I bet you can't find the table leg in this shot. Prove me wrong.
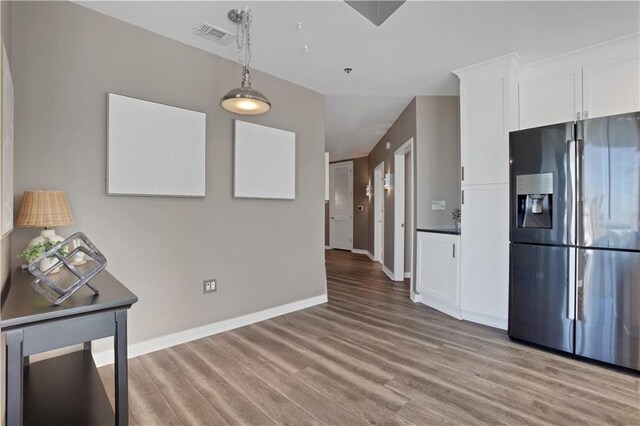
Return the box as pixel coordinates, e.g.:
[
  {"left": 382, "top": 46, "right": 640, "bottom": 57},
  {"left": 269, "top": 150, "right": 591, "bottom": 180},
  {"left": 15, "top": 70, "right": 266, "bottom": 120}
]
[
  {"left": 6, "top": 330, "right": 24, "bottom": 426},
  {"left": 114, "top": 309, "right": 128, "bottom": 426}
]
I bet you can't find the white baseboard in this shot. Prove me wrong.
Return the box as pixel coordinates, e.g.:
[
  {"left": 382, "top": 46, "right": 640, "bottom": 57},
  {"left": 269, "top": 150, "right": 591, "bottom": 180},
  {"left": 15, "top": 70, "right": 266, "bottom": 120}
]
[
  {"left": 365, "top": 251, "right": 375, "bottom": 261},
  {"left": 382, "top": 264, "right": 404, "bottom": 282},
  {"left": 461, "top": 310, "right": 508, "bottom": 330},
  {"left": 414, "top": 293, "right": 462, "bottom": 320},
  {"left": 404, "top": 272, "right": 411, "bottom": 279},
  {"left": 325, "top": 246, "right": 331, "bottom": 250},
  {"left": 382, "top": 264, "right": 395, "bottom": 281},
  {"left": 413, "top": 294, "right": 507, "bottom": 330},
  {"left": 92, "top": 293, "right": 328, "bottom": 367},
  {"left": 351, "top": 248, "right": 375, "bottom": 262}
]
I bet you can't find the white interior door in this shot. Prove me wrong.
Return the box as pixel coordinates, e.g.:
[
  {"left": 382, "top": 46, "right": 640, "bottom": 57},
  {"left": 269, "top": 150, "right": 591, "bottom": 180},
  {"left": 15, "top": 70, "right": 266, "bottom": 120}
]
[
  {"left": 330, "top": 162, "right": 353, "bottom": 250},
  {"left": 374, "top": 162, "right": 384, "bottom": 262}
]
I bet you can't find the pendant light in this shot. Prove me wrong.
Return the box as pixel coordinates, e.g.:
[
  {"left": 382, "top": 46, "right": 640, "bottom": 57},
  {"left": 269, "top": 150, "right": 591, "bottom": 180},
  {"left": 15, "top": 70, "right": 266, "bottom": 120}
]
[{"left": 221, "top": 8, "right": 271, "bottom": 115}]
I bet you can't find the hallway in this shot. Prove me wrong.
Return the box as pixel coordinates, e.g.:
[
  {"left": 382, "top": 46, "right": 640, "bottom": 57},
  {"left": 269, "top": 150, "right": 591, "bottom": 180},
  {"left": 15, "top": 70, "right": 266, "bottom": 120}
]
[{"left": 100, "top": 250, "right": 640, "bottom": 425}]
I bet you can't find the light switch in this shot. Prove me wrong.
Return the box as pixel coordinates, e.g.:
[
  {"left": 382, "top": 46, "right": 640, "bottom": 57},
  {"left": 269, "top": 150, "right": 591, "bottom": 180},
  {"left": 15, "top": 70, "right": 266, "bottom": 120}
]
[{"left": 432, "top": 200, "right": 446, "bottom": 210}]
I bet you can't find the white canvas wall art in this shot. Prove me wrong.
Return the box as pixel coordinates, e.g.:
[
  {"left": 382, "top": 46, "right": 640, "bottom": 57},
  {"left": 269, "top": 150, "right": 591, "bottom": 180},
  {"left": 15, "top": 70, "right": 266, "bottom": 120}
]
[
  {"left": 2, "top": 44, "right": 14, "bottom": 237},
  {"left": 107, "top": 93, "right": 206, "bottom": 197},
  {"left": 234, "top": 120, "right": 296, "bottom": 200}
]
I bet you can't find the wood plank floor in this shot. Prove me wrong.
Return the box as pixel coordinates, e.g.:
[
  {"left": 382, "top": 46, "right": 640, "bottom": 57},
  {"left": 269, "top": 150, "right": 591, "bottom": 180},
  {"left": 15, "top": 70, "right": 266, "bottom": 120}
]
[{"left": 100, "top": 249, "right": 640, "bottom": 425}]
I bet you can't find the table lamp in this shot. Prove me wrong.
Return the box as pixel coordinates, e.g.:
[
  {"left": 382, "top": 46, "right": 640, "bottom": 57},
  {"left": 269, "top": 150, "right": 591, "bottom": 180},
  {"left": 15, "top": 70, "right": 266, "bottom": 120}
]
[{"left": 16, "top": 190, "right": 74, "bottom": 248}]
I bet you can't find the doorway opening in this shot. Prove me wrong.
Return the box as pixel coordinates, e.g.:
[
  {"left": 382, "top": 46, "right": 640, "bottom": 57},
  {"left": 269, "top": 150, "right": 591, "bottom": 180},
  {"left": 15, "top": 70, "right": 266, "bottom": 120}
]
[
  {"left": 393, "top": 138, "right": 414, "bottom": 284},
  {"left": 329, "top": 161, "right": 353, "bottom": 250},
  {"left": 373, "top": 162, "right": 384, "bottom": 263}
]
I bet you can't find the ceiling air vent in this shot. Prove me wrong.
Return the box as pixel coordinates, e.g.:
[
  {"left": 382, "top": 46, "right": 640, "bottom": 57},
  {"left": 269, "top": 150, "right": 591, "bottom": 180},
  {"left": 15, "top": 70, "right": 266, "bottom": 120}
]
[{"left": 193, "top": 22, "right": 234, "bottom": 45}]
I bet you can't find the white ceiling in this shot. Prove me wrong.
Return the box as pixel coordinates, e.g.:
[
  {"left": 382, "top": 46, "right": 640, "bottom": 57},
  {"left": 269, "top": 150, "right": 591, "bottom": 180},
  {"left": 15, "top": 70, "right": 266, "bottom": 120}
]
[{"left": 78, "top": 1, "right": 639, "bottom": 161}]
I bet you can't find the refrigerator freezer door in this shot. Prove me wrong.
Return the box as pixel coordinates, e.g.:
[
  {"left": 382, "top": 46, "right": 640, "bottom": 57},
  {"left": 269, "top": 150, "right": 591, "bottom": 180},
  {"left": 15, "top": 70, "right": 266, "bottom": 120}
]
[
  {"left": 510, "top": 122, "right": 574, "bottom": 246},
  {"left": 575, "top": 248, "right": 640, "bottom": 370},
  {"left": 579, "top": 112, "right": 640, "bottom": 251},
  {"left": 509, "top": 243, "right": 573, "bottom": 353}
]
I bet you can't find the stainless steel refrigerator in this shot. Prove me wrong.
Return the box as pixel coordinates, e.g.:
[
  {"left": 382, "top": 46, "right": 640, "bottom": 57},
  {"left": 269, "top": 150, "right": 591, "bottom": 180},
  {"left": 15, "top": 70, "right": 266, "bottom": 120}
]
[{"left": 509, "top": 111, "right": 640, "bottom": 371}]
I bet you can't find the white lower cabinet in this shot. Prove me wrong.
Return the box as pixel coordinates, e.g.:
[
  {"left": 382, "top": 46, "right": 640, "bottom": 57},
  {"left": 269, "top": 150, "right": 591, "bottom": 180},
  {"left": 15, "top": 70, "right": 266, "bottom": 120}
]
[
  {"left": 460, "top": 184, "right": 509, "bottom": 329},
  {"left": 415, "top": 231, "right": 461, "bottom": 319}
]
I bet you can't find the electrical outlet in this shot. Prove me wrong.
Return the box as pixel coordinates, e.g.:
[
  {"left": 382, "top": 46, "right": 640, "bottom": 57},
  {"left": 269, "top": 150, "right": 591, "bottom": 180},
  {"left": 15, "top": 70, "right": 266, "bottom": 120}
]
[{"left": 203, "top": 279, "right": 217, "bottom": 294}]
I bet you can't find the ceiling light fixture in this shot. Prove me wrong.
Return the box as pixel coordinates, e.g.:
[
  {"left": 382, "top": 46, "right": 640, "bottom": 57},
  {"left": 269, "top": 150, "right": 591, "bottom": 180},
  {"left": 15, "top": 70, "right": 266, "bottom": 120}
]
[{"left": 220, "top": 8, "right": 271, "bottom": 115}]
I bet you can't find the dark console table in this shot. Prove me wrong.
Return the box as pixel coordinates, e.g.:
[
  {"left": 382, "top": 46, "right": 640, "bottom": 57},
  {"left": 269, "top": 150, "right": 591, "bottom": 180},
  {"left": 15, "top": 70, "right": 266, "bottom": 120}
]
[{"left": 2, "top": 267, "right": 138, "bottom": 425}]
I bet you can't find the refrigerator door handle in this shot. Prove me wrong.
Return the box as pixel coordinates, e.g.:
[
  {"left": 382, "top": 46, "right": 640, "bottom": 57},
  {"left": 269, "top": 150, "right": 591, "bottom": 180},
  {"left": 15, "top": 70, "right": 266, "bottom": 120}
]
[
  {"left": 567, "top": 247, "right": 576, "bottom": 320},
  {"left": 576, "top": 137, "right": 585, "bottom": 247},
  {"left": 576, "top": 250, "right": 586, "bottom": 322},
  {"left": 567, "top": 137, "right": 577, "bottom": 246}
]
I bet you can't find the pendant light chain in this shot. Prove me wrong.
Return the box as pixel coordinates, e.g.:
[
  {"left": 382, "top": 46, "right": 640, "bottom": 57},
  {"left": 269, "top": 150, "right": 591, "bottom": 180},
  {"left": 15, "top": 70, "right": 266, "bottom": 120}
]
[
  {"left": 236, "top": 9, "right": 253, "bottom": 87},
  {"left": 220, "top": 7, "right": 270, "bottom": 115}
]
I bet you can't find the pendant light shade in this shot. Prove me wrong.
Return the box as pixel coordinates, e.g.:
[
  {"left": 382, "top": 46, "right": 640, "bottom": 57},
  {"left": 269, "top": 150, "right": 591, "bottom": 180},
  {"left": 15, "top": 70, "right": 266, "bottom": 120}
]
[
  {"left": 220, "top": 8, "right": 271, "bottom": 115},
  {"left": 221, "top": 85, "right": 271, "bottom": 115}
]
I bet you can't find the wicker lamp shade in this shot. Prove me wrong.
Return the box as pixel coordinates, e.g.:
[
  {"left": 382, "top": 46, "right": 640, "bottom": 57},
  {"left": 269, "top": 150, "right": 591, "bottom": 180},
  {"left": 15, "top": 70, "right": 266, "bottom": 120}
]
[{"left": 16, "top": 190, "right": 74, "bottom": 228}]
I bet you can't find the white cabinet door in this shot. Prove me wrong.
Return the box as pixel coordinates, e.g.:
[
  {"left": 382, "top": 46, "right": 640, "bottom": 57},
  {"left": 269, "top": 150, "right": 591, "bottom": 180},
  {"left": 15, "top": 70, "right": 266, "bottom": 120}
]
[
  {"left": 416, "top": 232, "right": 460, "bottom": 319},
  {"left": 519, "top": 69, "right": 582, "bottom": 129},
  {"left": 460, "top": 184, "right": 509, "bottom": 329},
  {"left": 460, "top": 78, "right": 509, "bottom": 185},
  {"left": 583, "top": 56, "right": 640, "bottom": 119}
]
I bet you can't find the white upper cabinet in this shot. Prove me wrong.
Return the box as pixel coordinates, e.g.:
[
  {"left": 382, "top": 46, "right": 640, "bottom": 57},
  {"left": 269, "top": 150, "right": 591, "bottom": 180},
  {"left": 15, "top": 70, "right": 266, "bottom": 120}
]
[
  {"left": 519, "top": 68, "right": 582, "bottom": 129},
  {"left": 583, "top": 56, "right": 640, "bottom": 119},
  {"left": 519, "top": 34, "right": 639, "bottom": 129},
  {"left": 454, "top": 54, "right": 521, "bottom": 186},
  {"left": 461, "top": 79, "right": 506, "bottom": 185}
]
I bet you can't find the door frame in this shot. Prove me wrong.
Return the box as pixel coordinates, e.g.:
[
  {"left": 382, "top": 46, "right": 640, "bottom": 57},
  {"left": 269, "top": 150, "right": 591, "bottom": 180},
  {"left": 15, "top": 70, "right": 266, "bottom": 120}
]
[
  {"left": 329, "top": 161, "right": 353, "bottom": 250},
  {"left": 373, "top": 162, "right": 384, "bottom": 263},
  {"left": 393, "top": 138, "right": 414, "bottom": 283}
]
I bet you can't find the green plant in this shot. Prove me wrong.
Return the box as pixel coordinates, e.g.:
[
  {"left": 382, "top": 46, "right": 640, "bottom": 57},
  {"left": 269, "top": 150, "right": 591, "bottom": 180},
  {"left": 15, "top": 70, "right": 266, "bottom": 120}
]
[
  {"left": 451, "top": 208, "right": 461, "bottom": 222},
  {"left": 18, "top": 237, "right": 69, "bottom": 263}
]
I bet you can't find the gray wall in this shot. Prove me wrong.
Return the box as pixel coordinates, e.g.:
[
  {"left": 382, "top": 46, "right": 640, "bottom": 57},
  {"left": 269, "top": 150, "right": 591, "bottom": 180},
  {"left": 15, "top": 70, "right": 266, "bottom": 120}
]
[
  {"left": 0, "top": 1, "right": 11, "bottom": 423},
  {"left": 404, "top": 150, "right": 412, "bottom": 273},
  {"left": 415, "top": 96, "right": 461, "bottom": 229},
  {"left": 352, "top": 156, "right": 369, "bottom": 251},
  {"left": 324, "top": 156, "right": 369, "bottom": 251},
  {"left": 1, "top": 0, "right": 12, "bottom": 292},
  {"left": 367, "top": 99, "right": 417, "bottom": 272},
  {"left": 365, "top": 96, "right": 459, "bottom": 276},
  {"left": 11, "top": 1, "right": 327, "bottom": 352}
]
